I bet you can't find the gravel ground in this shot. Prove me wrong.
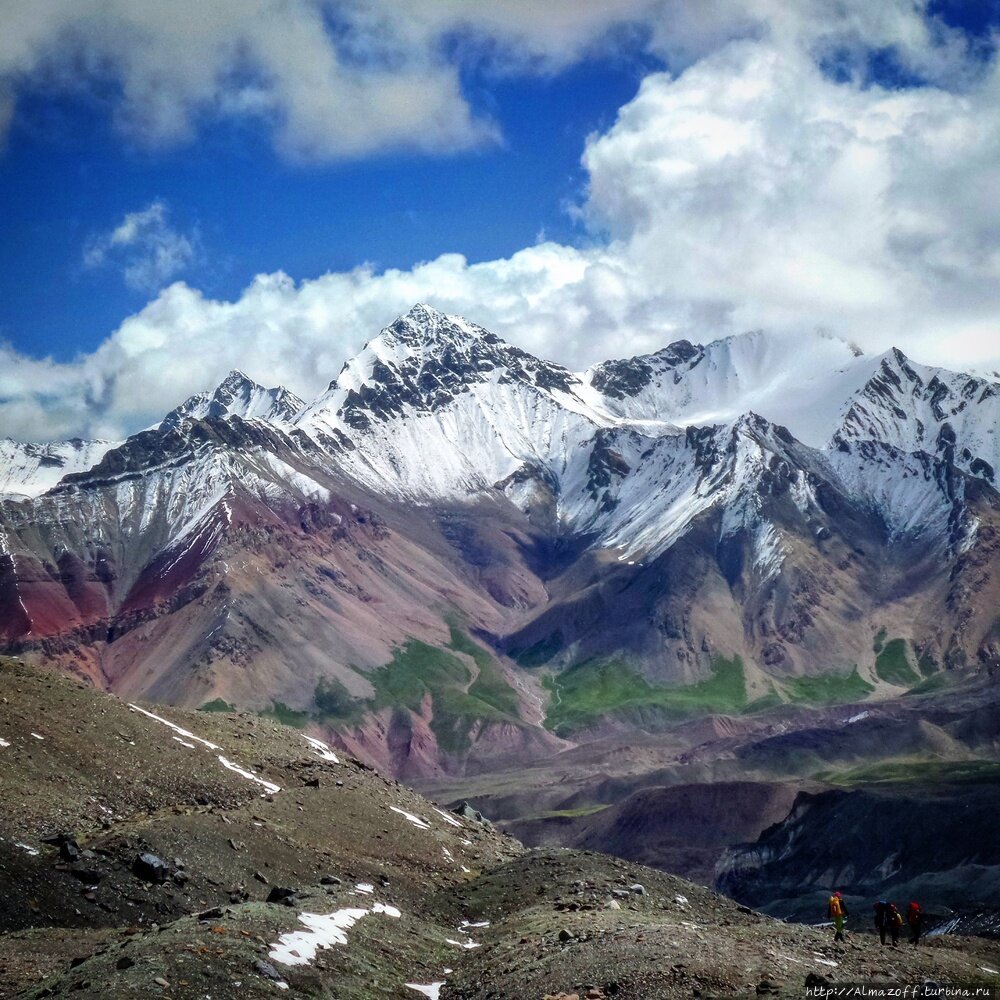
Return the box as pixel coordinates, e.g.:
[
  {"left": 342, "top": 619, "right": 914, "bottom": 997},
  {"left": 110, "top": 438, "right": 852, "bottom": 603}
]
[{"left": 2, "top": 659, "right": 997, "bottom": 1000}]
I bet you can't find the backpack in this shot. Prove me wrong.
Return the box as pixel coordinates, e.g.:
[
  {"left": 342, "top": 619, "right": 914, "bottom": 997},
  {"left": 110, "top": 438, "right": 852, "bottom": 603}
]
[
  {"left": 891, "top": 909, "right": 903, "bottom": 927},
  {"left": 829, "top": 895, "right": 843, "bottom": 918},
  {"left": 907, "top": 902, "right": 921, "bottom": 925}
]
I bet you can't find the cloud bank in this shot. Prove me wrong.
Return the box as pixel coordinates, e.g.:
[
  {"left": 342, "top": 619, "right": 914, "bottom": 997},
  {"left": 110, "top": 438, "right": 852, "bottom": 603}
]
[
  {"left": 0, "top": 1, "right": 981, "bottom": 160},
  {"left": 1, "top": 1, "right": 999, "bottom": 440}
]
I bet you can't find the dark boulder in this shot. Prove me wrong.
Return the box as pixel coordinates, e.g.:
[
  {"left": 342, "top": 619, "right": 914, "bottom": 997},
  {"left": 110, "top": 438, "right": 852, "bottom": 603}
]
[
  {"left": 254, "top": 959, "right": 284, "bottom": 982},
  {"left": 132, "top": 853, "right": 171, "bottom": 883},
  {"left": 42, "top": 832, "right": 81, "bottom": 862},
  {"left": 70, "top": 867, "right": 105, "bottom": 884},
  {"left": 453, "top": 801, "right": 488, "bottom": 824}
]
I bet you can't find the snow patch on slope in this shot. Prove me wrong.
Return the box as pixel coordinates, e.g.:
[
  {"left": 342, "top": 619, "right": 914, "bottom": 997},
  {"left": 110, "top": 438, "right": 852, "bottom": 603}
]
[
  {"left": 268, "top": 902, "right": 401, "bottom": 967},
  {"left": 128, "top": 703, "right": 281, "bottom": 794}
]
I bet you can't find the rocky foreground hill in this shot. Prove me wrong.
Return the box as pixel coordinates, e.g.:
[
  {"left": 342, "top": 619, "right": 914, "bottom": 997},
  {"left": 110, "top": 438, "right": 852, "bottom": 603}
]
[{"left": 1, "top": 657, "right": 998, "bottom": 1000}]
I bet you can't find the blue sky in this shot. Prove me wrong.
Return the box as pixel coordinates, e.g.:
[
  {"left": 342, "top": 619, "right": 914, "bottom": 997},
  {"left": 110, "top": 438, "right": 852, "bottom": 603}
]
[
  {"left": 1, "top": 1, "right": 999, "bottom": 440},
  {"left": 0, "top": 39, "right": 654, "bottom": 363}
]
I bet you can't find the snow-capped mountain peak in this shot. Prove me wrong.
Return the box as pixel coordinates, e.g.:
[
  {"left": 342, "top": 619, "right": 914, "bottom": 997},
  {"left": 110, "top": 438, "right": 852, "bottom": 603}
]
[
  {"left": 832, "top": 347, "right": 999, "bottom": 483},
  {"left": 161, "top": 370, "right": 305, "bottom": 430},
  {"left": 586, "top": 338, "right": 706, "bottom": 401},
  {"left": 380, "top": 302, "right": 491, "bottom": 350},
  {"left": 297, "top": 305, "right": 588, "bottom": 440}
]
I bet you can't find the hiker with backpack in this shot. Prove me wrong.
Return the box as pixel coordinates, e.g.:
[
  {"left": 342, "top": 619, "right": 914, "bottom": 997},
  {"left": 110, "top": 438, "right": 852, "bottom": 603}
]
[
  {"left": 873, "top": 900, "right": 891, "bottom": 945},
  {"left": 907, "top": 901, "right": 924, "bottom": 946},
  {"left": 828, "top": 891, "right": 848, "bottom": 942},
  {"left": 888, "top": 903, "right": 903, "bottom": 946}
]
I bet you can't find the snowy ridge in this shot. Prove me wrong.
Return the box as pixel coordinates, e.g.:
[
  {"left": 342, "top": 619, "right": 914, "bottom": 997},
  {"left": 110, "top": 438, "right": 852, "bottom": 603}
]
[
  {"left": 161, "top": 369, "right": 305, "bottom": 430},
  {"left": 319, "top": 378, "right": 601, "bottom": 500},
  {"left": 1, "top": 304, "right": 995, "bottom": 579},
  {"left": 295, "top": 303, "right": 609, "bottom": 445},
  {"left": 833, "top": 349, "right": 999, "bottom": 483},
  {"left": 0, "top": 420, "right": 340, "bottom": 607},
  {"left": 0, "top": 438, "right": 118, "bottom": 499},
  {"left": 288, "top": 307, "right": 992, "bottom": 562},
  {"left": 551, "top": 414, "right": 823, "bottom": 563},
  {"left": 582, "top": 328, "right": 873, "bottom": 446},
  {"left": 828, "top": 440, "right": 974, "bottom": 545}
]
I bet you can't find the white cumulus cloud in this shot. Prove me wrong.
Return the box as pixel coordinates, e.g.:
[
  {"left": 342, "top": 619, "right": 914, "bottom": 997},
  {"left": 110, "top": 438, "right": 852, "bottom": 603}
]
[
  {"left": 83, "top": 201, "right": 198, "bottom": 292},
  {"left": 1, "top": 1, "right": 974, "bottom": 160},
  {"left": 1, "top": 2, "right": 999, "bottom": 441},
  {"left": 0, "top": 1, "right": 502, "bottom": 160},
  {"left": 579, "top": 39, "right": 1000, "bottom": 366}
]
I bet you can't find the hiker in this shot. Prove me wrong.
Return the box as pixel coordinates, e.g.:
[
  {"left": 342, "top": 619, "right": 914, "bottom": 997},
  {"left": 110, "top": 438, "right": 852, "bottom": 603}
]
[
  {"left": 828, "top": 891, "right": 848, "bottom": 942},
  {"left": 907, "top": 901, "right": 923, "bottom": 946},
  {"left": 888, "top": 903, "right": 903, "bottom": 947},
  {"left": 873, "top": 900, "right": 890, "bottom": 945}
]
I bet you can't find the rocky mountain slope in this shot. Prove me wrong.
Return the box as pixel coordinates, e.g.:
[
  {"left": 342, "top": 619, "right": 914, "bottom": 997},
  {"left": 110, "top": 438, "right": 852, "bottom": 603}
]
[
  {"left": 0, "top": 302, "right": 997, "bottom": 812},
  {"left": 2, "top": 656, "right": 998, "bottom": 1000},
  {"left": 0, "top": 655, "right": 517, "bottom": 998},
  {"left": 718, "top": 771, "right": 1000, "bottom": 924}
]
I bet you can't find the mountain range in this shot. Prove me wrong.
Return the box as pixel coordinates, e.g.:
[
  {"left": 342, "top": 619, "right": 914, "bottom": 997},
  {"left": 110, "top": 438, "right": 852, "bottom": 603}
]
[{"left": 1, "top": 303, "right": 998, "bottom": 780}]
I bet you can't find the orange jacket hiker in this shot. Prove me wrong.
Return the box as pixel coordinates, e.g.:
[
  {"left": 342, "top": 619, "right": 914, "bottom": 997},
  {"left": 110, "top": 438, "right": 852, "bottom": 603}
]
[{"left": 829, "top": 892, "right": 847, "bottom": 941}]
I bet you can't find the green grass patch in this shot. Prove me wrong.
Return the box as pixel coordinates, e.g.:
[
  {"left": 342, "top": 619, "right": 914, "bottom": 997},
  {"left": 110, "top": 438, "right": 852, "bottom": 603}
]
[
  {"left": 199, "top": 698, "right": 235, "bottom": 713},
  {"left": 782, "top": 667, "right": 874, "bottom": 706},
  {"left": 905, "top": 672, "right": 950, "bottom": 697},
  {"left": 917, "top": 649, "right": 938, "bottom": 678},
  {"left": 313, "top": 677, "right": 366, "bottom": 723},
  {"left": 543, "top": 655, "right": 748, "bottom": 737},
  {"left": 448, "top": 627, "right": 521, "bottom": 718},
  {"left": 467, "top": 659, "right": 521, "bottom": 718},
  {"left": 820, "top": 758, "right": 1000, "bottom": 787},
  {"left": 260, "top": 701, "right": 309, "bottom": 728},
  {"left": 429, "top": 687, "right": 509, "bottom": 753},
  {"left": 370, "top": 639, "right": 470, "bottom": 709},
  {"left": 745, "top": 688, "right": 785, "bottom": 714},
  {"left": 446, "top": 624, "right": 488, "bottom": 664},
  {"left": 369, "top": 634, "right": 522, "bottom": 753},
  {"left": 875, "top": 638, "right": 919, "bottom": 686},
  {"left": 197, "top": 624, "right": 523, "bottom": 753},
  {"left": 452, "top": 626, "right": 523, "bottom": 711}
]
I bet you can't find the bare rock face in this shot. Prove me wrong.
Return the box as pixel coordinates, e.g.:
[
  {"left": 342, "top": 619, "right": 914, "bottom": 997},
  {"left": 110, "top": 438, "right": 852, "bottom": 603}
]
[
  {"left": 716, "top": 781, "right": 1000, "bottom": 923},
  {"left": 505, "top": 781, "right": 801, "bottom": 886}
]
